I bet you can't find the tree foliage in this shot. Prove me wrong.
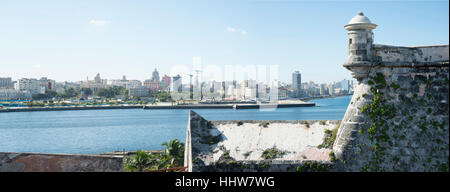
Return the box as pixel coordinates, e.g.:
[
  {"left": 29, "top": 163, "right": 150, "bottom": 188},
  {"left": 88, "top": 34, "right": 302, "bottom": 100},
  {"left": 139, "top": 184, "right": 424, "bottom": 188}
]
[
  {"left": 124, "top": 139, "right": 185, "bottom": 172},
  {"left": 95, "top": 86, "right": 127, "bottom": 98}
]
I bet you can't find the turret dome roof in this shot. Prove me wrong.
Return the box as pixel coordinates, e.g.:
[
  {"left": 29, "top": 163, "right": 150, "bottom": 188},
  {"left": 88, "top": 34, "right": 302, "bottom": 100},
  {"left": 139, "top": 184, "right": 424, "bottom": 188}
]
[
  {"left": 348, "top": 12, "right": 372, "bottom": 24},
  {"left": 345, "top": 12, "right": 377, "bottom": 30}
]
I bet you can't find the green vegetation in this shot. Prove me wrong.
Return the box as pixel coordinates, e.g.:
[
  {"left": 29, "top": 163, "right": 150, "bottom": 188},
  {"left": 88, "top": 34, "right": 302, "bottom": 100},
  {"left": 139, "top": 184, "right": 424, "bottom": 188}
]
[
  {"left": 329, "top": 151, "right": 337, "bottom": 162},
  {"left": 358, "top": 72, "right": 399, "bottom": 171},
  {"left": 390, "top": 83, "right": 400, "bottom": 90},
  {"left": 259, "top": 121, "right": 270, "bottom": 128},
  {"left": 123, "top": 150, "right": 156, "bottom": 172},
  {"left": 243, "top": 151, "right": 251, "bottom": 158},
  {"left": 32, "top": 90, "right": 58, "bottom": 100},
  {"left": 123, "top": 139, "right": 185, "bottom": 172},
  {"left": 96, "top": 86, "right": 127, "bottom": 98},
  {"left": 60, "top": 87, "right": 79, "bottom": 99},
  {"left": 302, "top": 120, "right": 310, "bottom": 128},
  {"left": 200, "top": 134, "right": 222, "bottom": 145},
  {"left": 318, "top": 121, "right": 340, "bottom": 149},
  {"left": 152, "top": 91, "right": 171, "bottom": 102},
  {"left": 295, "top": 161, "right": 331, "bottom": 172},
  {"left": 260, "top": 162, "right": 270, "bottom": 170}
]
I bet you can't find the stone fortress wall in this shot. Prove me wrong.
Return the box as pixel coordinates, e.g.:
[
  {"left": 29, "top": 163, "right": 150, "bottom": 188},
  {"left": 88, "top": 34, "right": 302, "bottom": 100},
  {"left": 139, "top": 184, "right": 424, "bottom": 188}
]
[
  {"left": 332, "top": 12, "right": 449, "bottom": 171},
  {"left": 185, "top": 12, "right": 449, "bottom": 172},
  {"left": 184, "top": 110, "right": 340, "bottom": 172},
  {"left": 0, "top": 152, "right": 123, "bottom": 172}
]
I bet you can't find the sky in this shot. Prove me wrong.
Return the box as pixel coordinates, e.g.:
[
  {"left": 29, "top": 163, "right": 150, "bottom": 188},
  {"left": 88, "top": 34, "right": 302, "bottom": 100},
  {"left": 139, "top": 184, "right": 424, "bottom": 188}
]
[{"left": 0, "top": 0, "right": 448, "bottom": 84}]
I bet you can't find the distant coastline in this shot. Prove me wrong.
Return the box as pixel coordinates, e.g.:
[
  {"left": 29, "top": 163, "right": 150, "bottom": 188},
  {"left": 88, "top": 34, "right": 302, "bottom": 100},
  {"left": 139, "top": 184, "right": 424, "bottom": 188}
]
[
  {"left": 0, "top": 102, "right": 315, "bottom": 112},
  {"left": 0, "top": 94, "right": 352, "bottom": 113},
  {"left": 300, "top": 94, "right": 353, "bottom": 102}
]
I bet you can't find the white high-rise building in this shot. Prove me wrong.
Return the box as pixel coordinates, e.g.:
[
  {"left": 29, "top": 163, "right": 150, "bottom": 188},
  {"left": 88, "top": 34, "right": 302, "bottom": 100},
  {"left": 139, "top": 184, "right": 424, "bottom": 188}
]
[
  {"left": 15, "top": 78, "right": 42, "bottom": 94},
  {"left": 292, "top": 71, "right": 302, "bottom": 97},
  {"left": 171, "top": 75, "right": 182, "bottom": 93}
]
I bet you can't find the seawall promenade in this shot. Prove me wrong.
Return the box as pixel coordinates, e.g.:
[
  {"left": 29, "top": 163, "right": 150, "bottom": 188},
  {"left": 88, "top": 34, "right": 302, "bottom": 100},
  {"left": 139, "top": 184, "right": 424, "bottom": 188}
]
[
  {"left": 0, "top": 102, "right": 315, "bottom": 112},
  {"left": 143, "top": 102, "right": 315, "bottom": 109}
]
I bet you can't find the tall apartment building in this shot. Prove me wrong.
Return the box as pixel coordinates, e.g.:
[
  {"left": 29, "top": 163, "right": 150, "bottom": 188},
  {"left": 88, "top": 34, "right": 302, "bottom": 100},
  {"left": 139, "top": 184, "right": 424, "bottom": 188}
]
[
  {"left": 340, "top": 79, "right": 350, "bottom": 92},
  {"left": 171, "top": 75, "right": 182, "bottom": 93},
  {"left": 292, "top": 71, "right": 302, "bottom": 97},
  {"left": 15, "top": 78, "right": 42, "bottom": 95},
  {"left": 0, "top": 77, "right": 13, "bottom": 88},
  {"left": 39, "top": 77, "right": 56, "bottom": 92},
  {"left": 128, "top": 86, "right": 150, "bottom": 98}
]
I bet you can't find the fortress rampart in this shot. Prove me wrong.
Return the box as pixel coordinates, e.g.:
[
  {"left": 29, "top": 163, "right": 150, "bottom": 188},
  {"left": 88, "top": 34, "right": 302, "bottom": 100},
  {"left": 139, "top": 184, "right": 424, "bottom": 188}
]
[
  {"left": 185, "top": 12, "right": 449, "bottom": 172},
  {"left": 333, "top": 12, "right": 449, "bottom": 171}
]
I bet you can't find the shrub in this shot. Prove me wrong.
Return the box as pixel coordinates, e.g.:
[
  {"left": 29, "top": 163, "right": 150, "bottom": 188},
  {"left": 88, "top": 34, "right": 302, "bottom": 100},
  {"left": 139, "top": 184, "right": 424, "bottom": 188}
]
[
  {"left": 200, "top": 134, "right": 223, "bottom": 145},
  {"left": 260, "top": 121, "right": 270, "bottom": 128},
  {"left": 261, "top": 147, "right": 286, "bottom": 160},
  {"left": 318, "top": 121, "right": 340, "bottom": 149},
  {"left": 329, "top": 151, "right": 337, "bottom": 162}
]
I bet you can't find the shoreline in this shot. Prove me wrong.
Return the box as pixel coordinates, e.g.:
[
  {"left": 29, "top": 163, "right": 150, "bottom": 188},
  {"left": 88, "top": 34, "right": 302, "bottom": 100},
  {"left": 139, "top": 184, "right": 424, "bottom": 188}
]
[
  {"left": 300, "top": 94, "right": 353, "bottom": 102},
  {"left": 0, "top": 103, "right": 315, "bottom": 112},
  {"left": 0, "top": 95, "right": 352, "bottom": 113}
]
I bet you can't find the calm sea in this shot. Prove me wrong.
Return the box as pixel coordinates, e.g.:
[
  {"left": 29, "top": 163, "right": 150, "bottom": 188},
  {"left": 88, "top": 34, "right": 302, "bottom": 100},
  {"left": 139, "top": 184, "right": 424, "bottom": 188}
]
[{"left": 0, "top": 95, "right": 351, "bottom": 154}]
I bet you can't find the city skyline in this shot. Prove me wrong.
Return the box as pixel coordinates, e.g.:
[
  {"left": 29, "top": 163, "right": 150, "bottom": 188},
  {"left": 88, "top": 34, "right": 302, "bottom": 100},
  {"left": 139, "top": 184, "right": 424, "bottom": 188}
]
[{"left": 0, "top": 1, "right": 448, "bottom": 84}]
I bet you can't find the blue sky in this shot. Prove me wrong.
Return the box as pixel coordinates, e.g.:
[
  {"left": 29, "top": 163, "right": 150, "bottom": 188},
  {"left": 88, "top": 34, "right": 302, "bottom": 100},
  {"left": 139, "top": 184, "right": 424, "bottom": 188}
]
[{"left": 0, "top": 0, "right": 448, "bottom": 84}]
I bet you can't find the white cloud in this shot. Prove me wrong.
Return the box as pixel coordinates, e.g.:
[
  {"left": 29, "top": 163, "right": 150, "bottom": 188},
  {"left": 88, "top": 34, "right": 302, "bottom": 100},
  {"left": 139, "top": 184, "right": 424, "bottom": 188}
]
[
  {"left": 90, "top": 20, "right": 109, "bottom": 25},
  {"left": 227, "top": 27, "right": 247, "bottom": 36},
  {"left": 226, "top": 27, "right": 236, "bottom": 33}
]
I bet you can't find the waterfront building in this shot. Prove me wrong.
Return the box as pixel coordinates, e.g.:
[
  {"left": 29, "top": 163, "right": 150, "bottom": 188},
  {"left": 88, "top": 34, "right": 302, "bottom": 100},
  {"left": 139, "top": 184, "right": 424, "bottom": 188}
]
[
  {"left": 171, "top": 75, "right": 182, "bottom": 93},
  {"left": 292, "top": 71, "right": 302, "bottom": 97},
  {"left": 144, "top": 79, "right": 160, "bottom": 92},
  {"left": 108, "top": 75, "right": 130, "bottom": 87},
  {"left": 256, "top": 82, "right": 267, "bottom": 100},
  {"left": 55, "top": 81, "right": 81, "bottom": 94},
  {"left": 152, "top": 68, "right": 160, "bottom": 82},
  {"left": 127, "top": 80, "right": 143, "bottom": 88},
  {"left": 278, "top": 87, "right": 289, "bottom": 99},
  {"left": 39, "top": 77, "right": 56, "bottom": 92},
  {"left": 0, "top": 88, "right": 31, "bottom": 100},
  {"left": 94, "top": 73, "right": 102, "bottom": 84},
  {"left": 108, "top": 79, "right": 128, "bottom": 87},
  {"left": 327, "top": 84, "right": 334, "bottom": 96},
  {"left": 349, "top": 80, "right": 355, "bottom": 94},
  {"left": 128, "top": 86, "right": 150, "bottom": 98},
  {"left": 0, "top": 77, "right": 13, "bottom": 88},
  {"left": 240, "top": 80, "right": 257, "bottom": 100},
  {"left": 160, "top": 75, "right": 171, "bottom": 90},
  {"left": 15, "top": 78, "right": 42, "bottom": 94},
  {"left": 341, "top": 79, "right": 350, "bottom": 92},
  {"left": 83, "top": 73, "right": 107, "bottom": 92},
  {"left": 319, "top": 84, "right": 327, "bottom": 95}
]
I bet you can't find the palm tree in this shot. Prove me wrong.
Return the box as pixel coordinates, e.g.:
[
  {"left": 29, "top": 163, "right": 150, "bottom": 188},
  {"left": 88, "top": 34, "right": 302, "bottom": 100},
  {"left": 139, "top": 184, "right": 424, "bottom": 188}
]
[
  {"left": 161, "top": 139, "right": 185, "bottom": 168},
  {"left": 125, "top": 150, "right": 154, "bottom": 172}
]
